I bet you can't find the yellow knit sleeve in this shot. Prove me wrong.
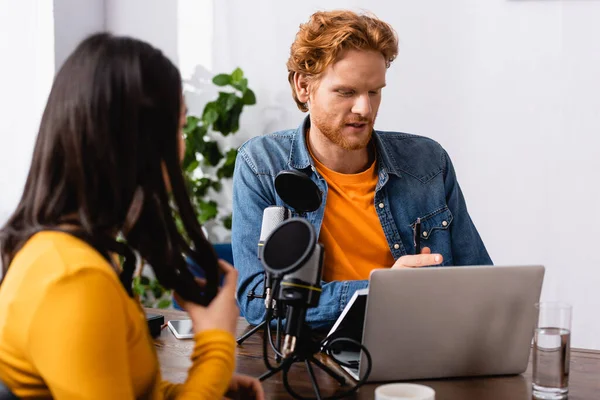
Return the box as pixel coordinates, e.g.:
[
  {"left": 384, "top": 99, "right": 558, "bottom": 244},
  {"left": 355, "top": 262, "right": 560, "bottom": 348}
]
[
  {"left": 155, "top": 329, "right": 236, "bottom": 400},
  {"left": 27, "top": 269, "right": 136, "bottom": 399}
]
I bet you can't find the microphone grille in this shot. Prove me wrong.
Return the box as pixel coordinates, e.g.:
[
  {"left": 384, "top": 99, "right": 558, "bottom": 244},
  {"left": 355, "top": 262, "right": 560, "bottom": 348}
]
[{"left": 259, "top": 206, "right": 290, "bottom": 242}]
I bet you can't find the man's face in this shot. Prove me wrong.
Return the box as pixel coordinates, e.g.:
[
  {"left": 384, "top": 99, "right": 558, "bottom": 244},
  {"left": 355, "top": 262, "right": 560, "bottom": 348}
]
[{"left": 306, "top": 49, "right": 387, "bottom": 150}]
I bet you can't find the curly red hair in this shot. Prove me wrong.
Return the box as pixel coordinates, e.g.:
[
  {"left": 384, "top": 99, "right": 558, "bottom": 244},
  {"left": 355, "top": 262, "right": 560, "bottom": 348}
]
[{"left": 287, "top": 10, "right": 398, "bottom": 112}]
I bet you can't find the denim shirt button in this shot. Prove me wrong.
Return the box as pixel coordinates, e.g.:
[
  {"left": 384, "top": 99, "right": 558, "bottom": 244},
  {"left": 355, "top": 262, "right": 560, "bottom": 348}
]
[
  {"left": 442, "top": 220, "right": 448, "bottom": 227},
  {"left": 393, "top": 243, "right": 400, "bottom": 249},
  {"left": 378, "top": 202, "right": 385, "bottom": 209},
  {"left": 422, "top": 231, "right": 428, "bottom": 237}
]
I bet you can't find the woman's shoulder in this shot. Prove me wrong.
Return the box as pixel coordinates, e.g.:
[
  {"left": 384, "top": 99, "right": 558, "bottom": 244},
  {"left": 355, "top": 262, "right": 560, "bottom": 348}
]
[
  {"left": 8, "top": 230, "right": 120, "bottom": 288},
  {"left": 0, "top": 231, "right": 128, "bottom": 349}
]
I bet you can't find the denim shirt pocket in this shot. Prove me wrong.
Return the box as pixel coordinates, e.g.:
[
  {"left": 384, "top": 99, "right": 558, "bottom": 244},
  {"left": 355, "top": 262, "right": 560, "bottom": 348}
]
[{"left": 413, "top": 206, "right": 454, "bottom": 265}]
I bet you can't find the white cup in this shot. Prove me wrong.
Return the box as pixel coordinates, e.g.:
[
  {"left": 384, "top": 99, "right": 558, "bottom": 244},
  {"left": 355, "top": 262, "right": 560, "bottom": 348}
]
[{"left": 375, "top": 383, "right": 435, "bottom": 400}]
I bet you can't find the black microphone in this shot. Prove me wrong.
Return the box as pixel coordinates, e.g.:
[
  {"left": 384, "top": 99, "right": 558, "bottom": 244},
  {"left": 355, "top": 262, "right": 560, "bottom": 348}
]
[
  {"left": 270, "top": 170, "right": 324, "bottom": 358},
  {"left": 275, "top": 170, "right": 322, "bottom": 214},
  {"left": 255, "top": 169, "right": 320, "bottom": 312},
  {"left": 261, "top": 218, "right": 324, "bottom": 358},
  {"left": 281, "top": 242, "right": 324, "bottom": 357},
  {"left": 258, "top": 206, "right": 291, "bottom": 309}
]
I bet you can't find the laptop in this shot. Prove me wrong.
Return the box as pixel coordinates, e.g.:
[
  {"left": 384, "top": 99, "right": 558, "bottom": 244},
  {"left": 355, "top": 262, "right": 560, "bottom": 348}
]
[{"left": 325, "top": 265, "right": 545, "bottom": 382}]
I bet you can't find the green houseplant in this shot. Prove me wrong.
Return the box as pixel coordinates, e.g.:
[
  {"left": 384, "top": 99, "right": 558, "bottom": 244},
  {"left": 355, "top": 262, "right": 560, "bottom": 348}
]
[
  {"left": 179, "top": 67, "right": 256, "bottom": 231},
  {"left": 134, "top": 68, "right": 256, "bottom": 308}
]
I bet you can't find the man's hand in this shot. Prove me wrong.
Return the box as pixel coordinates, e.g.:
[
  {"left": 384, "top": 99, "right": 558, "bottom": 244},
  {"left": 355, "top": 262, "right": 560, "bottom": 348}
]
[
  {"left": 223, "top": 374, "right": 265, "bottom": 400},
  {"left": 391, "top": 247, "right": 443, "bottom": 269}
]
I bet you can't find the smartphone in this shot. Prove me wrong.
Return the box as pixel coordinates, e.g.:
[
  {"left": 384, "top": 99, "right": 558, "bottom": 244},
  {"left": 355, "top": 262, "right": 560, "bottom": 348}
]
[{"left": 167, "top": 319, "right": 195, "bottom": 339}]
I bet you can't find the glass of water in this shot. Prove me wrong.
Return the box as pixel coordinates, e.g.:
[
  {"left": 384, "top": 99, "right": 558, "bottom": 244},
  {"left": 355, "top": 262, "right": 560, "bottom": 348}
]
[{"left": 532, "top": 302, "right": 572, "bottom": 400}]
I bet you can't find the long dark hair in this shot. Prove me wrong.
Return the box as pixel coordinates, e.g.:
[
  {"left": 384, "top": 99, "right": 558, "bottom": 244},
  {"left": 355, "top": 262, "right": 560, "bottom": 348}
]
[{"left": 0, "top": 33, "right": 218, "bottom": 304}]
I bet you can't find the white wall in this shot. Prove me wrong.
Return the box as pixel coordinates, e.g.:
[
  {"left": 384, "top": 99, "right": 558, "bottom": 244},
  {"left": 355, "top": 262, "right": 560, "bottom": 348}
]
[
  {"left": 53, "top": 0, "right": 105, "bottom": 70},
  {"left": 0, "top": 0, "right": 105, "bottom": 227},
  {"left": 105, "top": 0, "right": 180, "bottom": 66},
  {"left": 0, "top": 0, "right": 55, "bottom": 225}
]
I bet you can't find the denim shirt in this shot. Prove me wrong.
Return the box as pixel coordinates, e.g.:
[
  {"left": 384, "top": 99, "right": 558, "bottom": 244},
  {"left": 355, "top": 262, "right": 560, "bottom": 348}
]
[{"left": 231, "top": 118, "right": 492, "bottom": 330}]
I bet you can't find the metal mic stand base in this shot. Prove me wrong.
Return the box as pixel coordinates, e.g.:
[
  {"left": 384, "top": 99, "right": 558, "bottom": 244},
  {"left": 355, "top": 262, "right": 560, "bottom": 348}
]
[
  {"left": 236, "top": 304, "right": 285, "bottom": 363},
  {"left": 237, "top": 276, "right": 286, "bottom": 362},
  {"left": 258, "top": 325, "right": 347, "bottom": 400},
  {"left": 236, "top": 319, "right": 265, "bottom": 345}
]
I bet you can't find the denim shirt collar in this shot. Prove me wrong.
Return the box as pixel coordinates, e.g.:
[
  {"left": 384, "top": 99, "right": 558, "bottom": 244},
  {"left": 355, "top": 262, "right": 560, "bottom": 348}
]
[
  {"left": 287, "top": 115, "right": 403, "bottom": 180},
  {"left": 288, "top": 117, "right": 314, "bottom": 171}
]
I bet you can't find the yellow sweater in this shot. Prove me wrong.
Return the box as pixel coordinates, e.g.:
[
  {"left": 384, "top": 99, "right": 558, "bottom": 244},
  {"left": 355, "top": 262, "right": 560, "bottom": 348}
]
[{"left": 0, "top": 231, "right": 235, "bottom": 399}]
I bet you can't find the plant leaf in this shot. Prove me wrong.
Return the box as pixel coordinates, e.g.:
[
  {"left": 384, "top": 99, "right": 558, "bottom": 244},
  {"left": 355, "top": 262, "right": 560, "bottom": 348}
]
[
  {"left": 193, "top": 178, "right": 215, "bottom": 198},
  {"left": 185, "top": 159, "right": 199, "bottom": 173},
  {"left": 217, "top": 148, "right": 238, "bottom": 179},
  {"left": 232, "top": 78, "right": 248, "bottom": 93},
  {"left": 132, "top": 277, "right": 145, "bottom": 297},
  {"left": 211, "top": 180, "right": 222, "bottom": 192},
  {"left": 225, "top": 93, "right": 238, "bottom": 112},
  {"left": 157, "top": 298, "right": 172, "bottom": 309},
  {"left": 202, "top": 103, "right": 219, "bottom": 126},
  {"left": 202, "top": 141, "right": 223, "bottom": 166},
  {"left": 231, "top": 68, "right": 243, "bottom": 83},
  {"left": 216, "top": 92, "right": 239, "bottom": 113},
  {"left": 191, "top": 126, "right": 208, "bottom": 152},
  {"left": 213, "top": 103, "right": 243, "bottom": 136},
  {"left": 198, "top": 200, "right": 218, "bottom": 223},
  {"left": 225, "top": 148, "right": 238, "bottom": 162},
  {"left": 222, "top": 214, "right": 233, "bottom": 230},
  {"left": 242, "top": 89, "right": 256, "bottom": 105},
  {"left": 212, "top": 73, "right": 231, "bottom": 86},
  {"left": 184, "top": 116, "right": 201, "bottom": 133},
  {"left": 182, "top": 149, "right": 197, "bottom": 170}
]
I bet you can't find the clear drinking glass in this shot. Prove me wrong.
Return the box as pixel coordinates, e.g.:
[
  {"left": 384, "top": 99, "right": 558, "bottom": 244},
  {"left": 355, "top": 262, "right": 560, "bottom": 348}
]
[{"left": 532, "top": 302, "right": 572, "bottom": 400}]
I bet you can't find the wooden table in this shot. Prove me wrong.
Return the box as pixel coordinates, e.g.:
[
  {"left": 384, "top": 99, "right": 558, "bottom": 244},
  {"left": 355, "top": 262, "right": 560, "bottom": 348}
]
[{"left": 149, "top": 309, "right": 600, "bottom": 399}]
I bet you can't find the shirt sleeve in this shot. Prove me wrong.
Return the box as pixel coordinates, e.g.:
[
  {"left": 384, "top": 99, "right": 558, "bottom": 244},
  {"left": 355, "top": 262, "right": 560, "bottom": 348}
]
[
  {"left": 155, "top": 330, "right": 236, "bottom": 400},
  {"left": 442, "top": 148, "right": 493, "bottom": 266}
]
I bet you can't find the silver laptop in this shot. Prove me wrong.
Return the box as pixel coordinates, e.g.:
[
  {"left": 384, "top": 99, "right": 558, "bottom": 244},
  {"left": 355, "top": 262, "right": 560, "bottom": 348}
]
[{"left": 325, "top": 265, "right": 545, "bottom": 382}]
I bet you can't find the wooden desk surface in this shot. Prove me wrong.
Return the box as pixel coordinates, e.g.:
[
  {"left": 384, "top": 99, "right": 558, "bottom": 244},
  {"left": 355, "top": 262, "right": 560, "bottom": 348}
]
[{"left": 149, "top": 308, "right": 600, "bottom": 399}]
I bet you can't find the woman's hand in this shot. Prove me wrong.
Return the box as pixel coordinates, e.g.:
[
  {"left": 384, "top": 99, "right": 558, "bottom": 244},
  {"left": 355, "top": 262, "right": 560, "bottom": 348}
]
[
  {"left": 175, "top": 260, "right": 239, "bottom": 336},
  {"left": 223, "top": 374, "right": 265, "bottom": 400}
]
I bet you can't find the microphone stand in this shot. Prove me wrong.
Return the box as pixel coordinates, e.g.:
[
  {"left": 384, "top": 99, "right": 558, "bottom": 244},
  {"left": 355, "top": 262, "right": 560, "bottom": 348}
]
[
  {"left": 258, "top": 322, "right": 348, "bottom": 400},
  {"left": 236, "top": 273, "right": 285, "bottom": 362}
]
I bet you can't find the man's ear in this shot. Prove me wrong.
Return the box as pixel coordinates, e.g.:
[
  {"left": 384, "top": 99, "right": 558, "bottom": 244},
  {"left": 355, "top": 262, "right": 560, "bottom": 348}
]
[{"left": 293, "top": 73, "right": 311, "bottom": 104}]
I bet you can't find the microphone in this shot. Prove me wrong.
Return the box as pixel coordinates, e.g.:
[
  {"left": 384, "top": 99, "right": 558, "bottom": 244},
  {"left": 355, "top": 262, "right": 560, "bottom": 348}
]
[
  {"left": 261, "top": 218, "right": 324, "bottom": 358},
  {"left": 258, "top": 206, "right": 291, "bottom": 309},
  {"left": 274, "top": 170, "right": 322, "bottom": 213},
  {"left": 258, "top": 206, "right": 291, "bottom": 260},
  {"left": 255, "top": 169, "right": 320, "bottom": 311},
  {"left": 281, "top": 239, "right": 324, "bottom": 358},
  {"left": 269, "top": 170, "right": 324, "bottom": 358}
]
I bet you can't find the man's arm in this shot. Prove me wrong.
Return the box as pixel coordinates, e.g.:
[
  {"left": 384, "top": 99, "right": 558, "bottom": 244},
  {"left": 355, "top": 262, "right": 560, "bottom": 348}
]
[
  {"left": 231, "top": 148, "right": 367, "bottom": 330},
  {"left": 442, "top": 149, "right": 493, "bottom": 266}
]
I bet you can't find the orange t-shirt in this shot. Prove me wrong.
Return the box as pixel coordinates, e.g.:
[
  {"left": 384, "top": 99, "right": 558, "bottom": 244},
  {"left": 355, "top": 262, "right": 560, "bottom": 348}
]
[{"left": 312, "top": 154, "right": 395, "bottom": 282}]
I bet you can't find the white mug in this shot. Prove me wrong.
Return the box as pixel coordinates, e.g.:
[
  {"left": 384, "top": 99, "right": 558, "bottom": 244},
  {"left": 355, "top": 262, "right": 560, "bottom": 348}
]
[{"left": 375, "top": 383, "right": 435, "bottom": 400}]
